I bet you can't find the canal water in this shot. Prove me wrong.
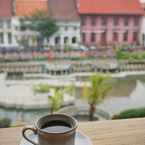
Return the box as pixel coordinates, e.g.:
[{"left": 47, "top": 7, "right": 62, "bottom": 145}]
[{"left": 0, "top": 74, "right": 145, "bottom": 123}]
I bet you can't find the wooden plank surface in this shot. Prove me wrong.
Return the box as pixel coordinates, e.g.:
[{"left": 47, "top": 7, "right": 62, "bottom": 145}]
[{"left": 1, "top": 118, "right": 145, "bottom": 145}]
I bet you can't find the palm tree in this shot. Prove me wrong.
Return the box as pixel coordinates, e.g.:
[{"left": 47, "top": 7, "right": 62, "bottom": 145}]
[
  {"left": 49, "top": 88, "right": 64, "bottom": 114},
  {"left": 83, "top": 73, "right": 112, "bottom": 121},
  {"left": 33, "top": 83, "right": 75, "bottom": 114},
  {"left": 49, "top": 85, "right": 75, "bottom": 114}
]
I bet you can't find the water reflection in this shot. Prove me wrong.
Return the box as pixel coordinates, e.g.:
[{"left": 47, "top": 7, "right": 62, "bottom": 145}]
[
  {"left": 1, "top": 75, "right": 145, "bottom": 123},
  {"left": 99, "top": 80, "right": 145, "bottom": 116},
  {"left": 0, "top": 108, "right": 49, "bottom": 124}
]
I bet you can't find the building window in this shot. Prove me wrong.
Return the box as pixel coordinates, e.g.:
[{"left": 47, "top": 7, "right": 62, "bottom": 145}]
[
  {"left": 101, "top": 32, "right": 107, "bottom": 44},
  {"left": 8, "top": 33, "right": 12, "bottom": 44},
  {"left": 6, "top": 20, "right": 11, "bottom": 29},
  {"left": 101, "top": 16, "right": 107, "bottom": 26},
  {"left": 91, "top": 16, "right": 96, "bottom": 26},
  {"left": 0, "top": 20, "right": 4, "bottom": 28},
  {"left": 81, "top": 16, "right": 86, "bottom": 26},
  {"left": 64, "top": 37, "right": 68, "bottom": 44},
  {"left": 91, "top": 33, "right": 96, "bottom": 42},
  {"left": 82, "top": 33, "right": 86, "bottom": 42},
  {"left": 124, "top": 17, "right": 129, "bottom": 26},
  {"left": 142, "top": 34, "right": 145, "bottom": 46},
  {"left": 114, "top": 17, "right": 119, "bottom": 26},
  {"left": 0, "top": 33, "right": 4, "bottom": 44},
  {"left": 72, "top": 37, "right": 77, "bottom": 44},
  {"left": 73, "top": 26, "right": 77, "bottom": 31},
  {"left": 123, "top": 31, "right": 128, "bottom": 41},
  {"left": 113, "top": 32, "right": 118, "bottom": 41},
  {"left": 55, "top": 36, "right": 60, "bottom": 44},
  {"left": 47, "top": 37, "right": 49, "bottom": 43},
  {"left": 133, "top": 32, "right": 138, "bottom": 42},
  {"left": 20, "top": 25, "right": 26, "bottom": 31},
  {"left": 64, "top": 26, "right": 68, "bottom": 31},
  {"left": 15, "top": 26, "right": 19, "bottom": 30},
  {"left": 134, "top": 17, "right": 139, "bottom": 26}
]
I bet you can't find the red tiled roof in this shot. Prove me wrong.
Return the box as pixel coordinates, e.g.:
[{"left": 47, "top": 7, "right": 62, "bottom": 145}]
[
  {"left": 0, "top": 0, "right": 12, "bottom": 18},
  {"left": 78, "top": 0, "right": 144, "bottom": 15},
  {"left": 16, "top": 0, "right": 48, "bottom": 17},
  {"left": 48, "top": 0, "right": 79, "bottom": 21}
]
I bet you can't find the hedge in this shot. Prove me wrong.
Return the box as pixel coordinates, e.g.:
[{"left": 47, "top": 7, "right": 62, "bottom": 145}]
[
  {"left": 112, "top": 108, "right": 145, "bottom": 119},
  {"left": 0, "top": 118, "right": 11, "bottom": 128},
  {"left": 116, "top": 50, "right": 145, "bottom": 60}
]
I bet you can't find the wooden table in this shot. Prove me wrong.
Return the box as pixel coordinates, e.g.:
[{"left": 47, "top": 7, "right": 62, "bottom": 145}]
[{"left": 0, "top": 118, "right": 145, "bottom": 145}]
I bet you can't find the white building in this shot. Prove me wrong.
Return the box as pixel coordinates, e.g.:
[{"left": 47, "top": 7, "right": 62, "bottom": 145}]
[
  {"left": 0, "top": 0, "right": 18, "bottom": 48},
  {"left": 0, "top": 17, "right": 36, "bottom": 48},
  {"left": 0, "top": 19, "right": 14, "bottom": 47},
  {"left": 13, "top": 0, "right": 80, "bottom": 49},
  {"left": 43, "top": 0, "right": 81, "bottom": 49},
  {"left": 0, "top": 0, "right": 81, "bottom": 49},
  {"left": 45, "top": 22, "right": 80, "bottom": 48},
  {"left": 140, "top": 0, "right": 145, "bottom": 46}
]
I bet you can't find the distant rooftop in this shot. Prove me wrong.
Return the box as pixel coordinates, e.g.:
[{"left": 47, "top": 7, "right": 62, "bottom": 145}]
[
  {"left": 15, "top": 0, "right": 79, "bottom": 21},
  {"left": 16, "top": 0, "right": 48, "bottom": 17},
  {"left": 78, "top": 0, "right": 144, "bottom": 15},
  {"left": 0, "top": 0, "right": 12, "bottom": 18},
  {"left": 47, "top": 0, "right": 79, "bottom": 21}
]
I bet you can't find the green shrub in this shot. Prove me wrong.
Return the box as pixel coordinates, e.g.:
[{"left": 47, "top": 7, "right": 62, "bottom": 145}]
[
  {"left": 116, "top": 49, "right": 145, "bottom": 60},
  {"left": 0, "top": 118, "right": 11, "bottom": 128},
  {"left": 142, "top": 52, "right": 145, "bottom": 59},
  {"left": 116, "top": 50, "right": 130, "bottom": 59},
  {"left": 112, "top": 108, "right": 145, "bottom": 120},
  {"left": 33, "top": 56, "right": 48, "bottom": 61},
  {"left": 130, "top": 53, "right": 140, "bottom": 60}
]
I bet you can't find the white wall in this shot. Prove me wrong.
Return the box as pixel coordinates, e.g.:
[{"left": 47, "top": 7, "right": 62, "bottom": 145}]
[
  {"left": 0, "top": 17, "right": 22, "bottom": 48},
  {"left": 45, "top": 21, "right": 81, "bottom": 48},
  {"left": 140, "top": 0, "right": 145, "bottom": 3},
  {"left": 139, "top": 0, "right": 145, "bottom": 45},
  {"left": 11, "top": 17, "right": 20, "bottom": 47},
  {"left": 140, "top": 16, "right": 145, "bottom": 45},
  {"left": 0, "top": 17, "right": 81, "bottom": 49}
]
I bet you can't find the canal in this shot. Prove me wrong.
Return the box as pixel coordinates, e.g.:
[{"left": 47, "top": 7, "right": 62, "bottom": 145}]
[{"left": 0, "top": 74, "right": 145, "bottom": 123}]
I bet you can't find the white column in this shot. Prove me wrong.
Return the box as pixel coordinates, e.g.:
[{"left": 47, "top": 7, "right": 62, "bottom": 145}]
[
  {"left": 60, "top": 36, "right": 63, "bottom": 46},
  {"left": 4, "top": 32, "right": 7, "bottom": 47}
]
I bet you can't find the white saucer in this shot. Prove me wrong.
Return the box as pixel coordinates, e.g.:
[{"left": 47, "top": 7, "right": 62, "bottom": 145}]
[{"left": 20, "top": 132, "right": 92, "bottom": 145}]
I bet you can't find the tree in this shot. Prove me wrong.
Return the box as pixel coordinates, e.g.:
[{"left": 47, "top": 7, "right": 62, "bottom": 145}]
[
  {"left": 20, "top": 10, "right": 58, "bottom": 49},
  {"left": 17, "top": 36, "right": 30, "bottom": 50},
  {"left": 33, "top": 84, "right": 75, "bottom": 114},
  {"left": 83, "top": 73, "right": 112, "bottom": 121}
]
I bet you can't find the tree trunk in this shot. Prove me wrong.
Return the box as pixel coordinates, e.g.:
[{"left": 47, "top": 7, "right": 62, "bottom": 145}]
[
  {"left": 89, "top": 103, "right": 96, "bottom": 121},
  {"left": 50, "top": 107, "right": 54, "bottom": 114}
]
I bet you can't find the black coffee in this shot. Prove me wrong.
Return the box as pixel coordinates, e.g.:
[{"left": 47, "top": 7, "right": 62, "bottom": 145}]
[
  {"left": 42, "top": 120, "right": 71, "bottom": 133},
  {"left": 43, "top": 126, "right": 71, "bottom": 133}
]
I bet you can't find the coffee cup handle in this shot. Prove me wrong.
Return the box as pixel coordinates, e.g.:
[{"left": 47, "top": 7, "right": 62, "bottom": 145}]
[{"left": 22, "top": 126, "right": 38, "bottom": 145}]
